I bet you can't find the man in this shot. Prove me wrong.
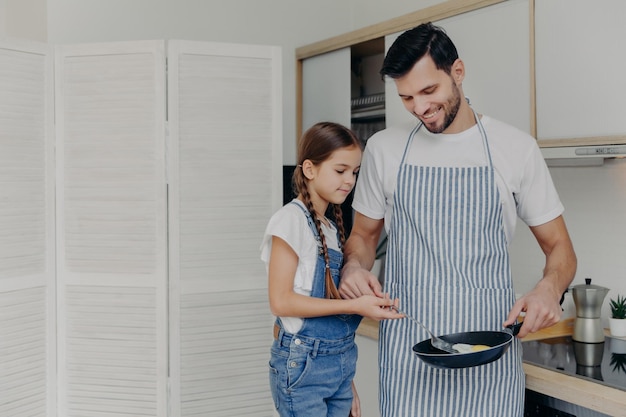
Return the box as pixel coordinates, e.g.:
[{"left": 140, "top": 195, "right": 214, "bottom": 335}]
[{"left": 339, "top": 22, "right": 577, "bottom": 417}]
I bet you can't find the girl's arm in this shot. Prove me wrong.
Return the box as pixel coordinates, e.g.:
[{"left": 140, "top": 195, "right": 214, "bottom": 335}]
[{"left": 268, "top": 236, "right": 401, "bottom": 320}]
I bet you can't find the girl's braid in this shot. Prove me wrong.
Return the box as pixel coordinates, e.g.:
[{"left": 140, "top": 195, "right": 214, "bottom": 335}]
[
  {"left": 331, "top": 204, "right": 346, "bottom": 248},
  {"left": 298, "top": 182, "right": 342, "bottom": 300}
]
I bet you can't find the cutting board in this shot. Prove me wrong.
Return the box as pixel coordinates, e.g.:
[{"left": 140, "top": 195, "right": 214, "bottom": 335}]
[{"left": 520, "top": 317, "right": 575, "bottom": 341}]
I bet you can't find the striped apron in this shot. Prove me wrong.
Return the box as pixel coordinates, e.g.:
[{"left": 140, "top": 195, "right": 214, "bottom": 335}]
[{"left": 379, "top": 114, "right": 525, "bottom": 417}]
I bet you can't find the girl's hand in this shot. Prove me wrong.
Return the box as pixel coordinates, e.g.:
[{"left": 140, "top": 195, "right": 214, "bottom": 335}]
[
  {"left": 350, "top": 381, "right": 361, "bottom": 417},
  {"left": 353, "top": 295, "right": 403, "bottom": 320}
]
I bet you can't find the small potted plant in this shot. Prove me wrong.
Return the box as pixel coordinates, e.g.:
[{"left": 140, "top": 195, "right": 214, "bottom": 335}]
[{"left": 609, "top": 294, "right": 626, "bottom": 338}]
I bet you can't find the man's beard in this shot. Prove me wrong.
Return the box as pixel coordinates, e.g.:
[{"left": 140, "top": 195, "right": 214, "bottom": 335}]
[{"left": 422, "top": 80, "right": 462, "bottom": 134}]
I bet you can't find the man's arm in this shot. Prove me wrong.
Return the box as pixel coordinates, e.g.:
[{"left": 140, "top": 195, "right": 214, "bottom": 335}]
[
  {"left": 339, "top": 212, "right": 386, "bottom": 299},
  {"left": 504, "top": 215, "right": 577, "bottom": 338}
]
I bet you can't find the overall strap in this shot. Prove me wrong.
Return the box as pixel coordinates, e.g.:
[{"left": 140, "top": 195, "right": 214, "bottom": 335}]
[{"left": 289, "top": 200, "right": 341, "bottom": 250}]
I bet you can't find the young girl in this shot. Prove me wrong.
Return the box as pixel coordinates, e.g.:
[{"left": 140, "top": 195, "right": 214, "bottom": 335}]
[{"left": 261, "top": 122, "right": 401, "bottom": 417}]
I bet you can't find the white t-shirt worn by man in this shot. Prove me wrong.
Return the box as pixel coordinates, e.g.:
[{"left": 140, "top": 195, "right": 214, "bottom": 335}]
[{"left": 353, "top": 116, "right": 564, "bottom": 245}]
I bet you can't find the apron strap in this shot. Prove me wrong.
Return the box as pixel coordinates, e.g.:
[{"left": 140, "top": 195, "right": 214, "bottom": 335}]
[{"left": 399, "top": 110, "right": 493, "bottom": 169}]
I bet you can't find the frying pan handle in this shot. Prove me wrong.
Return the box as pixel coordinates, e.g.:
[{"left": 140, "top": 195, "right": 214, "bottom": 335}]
[
  {"left": 559, "top": 288, "right": 568, "bottom": 311},
  {"left": 505, "top": 322, "right": 524, "bottom": 336}
]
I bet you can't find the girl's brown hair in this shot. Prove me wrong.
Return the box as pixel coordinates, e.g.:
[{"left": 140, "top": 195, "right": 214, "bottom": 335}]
[{"left": 292, "top": 122, "right": 363, "bottom": 299}]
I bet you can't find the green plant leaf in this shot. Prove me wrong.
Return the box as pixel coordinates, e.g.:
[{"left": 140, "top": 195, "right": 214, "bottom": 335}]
[{"left": 610, "top": 295, "right": 626, "bottom": 319}]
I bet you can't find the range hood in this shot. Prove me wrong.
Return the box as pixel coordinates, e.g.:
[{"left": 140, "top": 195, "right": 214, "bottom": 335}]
[{"left": 541, "top": 144, "right": 626, "bottom": 167}]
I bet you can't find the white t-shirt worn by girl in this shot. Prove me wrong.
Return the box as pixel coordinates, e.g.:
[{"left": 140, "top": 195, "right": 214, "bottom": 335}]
[{"left": 261, "top": 199, "right": 340, "bottom": 333}]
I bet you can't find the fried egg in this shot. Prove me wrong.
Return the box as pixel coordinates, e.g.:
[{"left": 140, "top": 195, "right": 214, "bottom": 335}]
[{"left": 452, "top": 343, "right": 491, "bottom": 354}]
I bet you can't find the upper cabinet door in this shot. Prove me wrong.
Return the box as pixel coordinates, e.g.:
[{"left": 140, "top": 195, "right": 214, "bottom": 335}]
[
  {"left": 439, "top": 0, "right": 531, "bottom": 134},
  {"left": 385, "top": 0, "right": 530, "bottom": 133},
  {"left": 384, "top": 31, "right": 418, "bottom": 130},
  {"left": 302, "top": 47, "right": 351, "bottom": 131},
  {"left": 536, "top": 0, "right": 626, "bottom": 141}
]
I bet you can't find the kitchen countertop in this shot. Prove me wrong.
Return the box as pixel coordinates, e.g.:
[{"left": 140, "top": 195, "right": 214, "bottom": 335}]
[{"left": 357, "top": 318, "right": 626, "bottom": 417}]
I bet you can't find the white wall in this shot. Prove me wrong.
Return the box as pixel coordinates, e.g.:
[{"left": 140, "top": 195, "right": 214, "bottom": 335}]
[
  {"left": 0, "top": 1, "right": 4, "bottom": 37},
  {"left": 1, "top": 0, "right": 47, "bottom": 41},
  {"left": 2, "top": 0, "right": 451, "bottom": 163},
  {"left": 39, "top": 0, "right": 439, "bottom": 165},
  {"left": 44, "top": 0, "right": 343, "bottom": 165},
  {"left": 510, "top": 158, "right": 626, "bottom": 325}
]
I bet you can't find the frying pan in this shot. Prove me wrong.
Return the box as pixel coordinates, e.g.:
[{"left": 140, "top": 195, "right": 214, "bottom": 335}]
[{"left": 412, "top": 322, "right": 523, "bottom": 369}]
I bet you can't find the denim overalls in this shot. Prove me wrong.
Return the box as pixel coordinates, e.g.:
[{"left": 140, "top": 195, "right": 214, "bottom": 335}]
[{"left": 269, "top": 202, "right": 363, "bottom": 417}]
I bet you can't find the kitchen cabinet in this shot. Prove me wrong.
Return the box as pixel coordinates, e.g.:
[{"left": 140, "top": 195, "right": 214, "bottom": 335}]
[
  {"left": 302, "top": 47, "right": 351, "bottom": 131},
  {"left": 350, "top": 39, "right": 386, "bottom": 143},
  {"left": 301, "top": 38, "right": 385, "bottom": 142},
  {"left": 297, "top": 0, "right": 518, "bottom": 138},
  {"left": 301, "top": 41, "right": 384, "bottom": 232},
  {"left": 442, "top": 0, "right": 530, "bottom": 133},
  {"left": 1, "top": 38, "right": 281, "bottom": 417},
  {"left": 297, "top": 0, "right": 626, "bottom": 149},
  {"left": 534, "top": 0, "right": 626, "bottom": 146},
  {"left": 383, "top": 0, "right": 530, "bottom": 132},
  {"left": 353, "top": 334, "right": 381, "bottom": 417}
]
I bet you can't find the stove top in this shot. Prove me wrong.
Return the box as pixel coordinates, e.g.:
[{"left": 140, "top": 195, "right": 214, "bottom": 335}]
[{"left": 522, "top": 335, "right": 626, "bottom": 392}]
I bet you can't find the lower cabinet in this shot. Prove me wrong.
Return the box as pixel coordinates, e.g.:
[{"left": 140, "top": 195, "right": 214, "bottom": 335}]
[
  {"left": 354, "top": 335, "right": 381, "bottom": 417},
  {"left": 524, "top": 390, "right": 610, "bottom": 417}
]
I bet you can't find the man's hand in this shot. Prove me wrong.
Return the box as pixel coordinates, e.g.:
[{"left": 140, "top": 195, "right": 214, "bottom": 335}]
[
  {"left": 505, "top": 215, "right": 576, "bottom": 339},
  {"left": 340, "top": 212, "right": 386, "bottom": 298},
  {"left": 504, "top": 284, "right": 563, "bottom": 338},
  {"left": 339, "top": 261, "right": 384, "bottom": 299}
]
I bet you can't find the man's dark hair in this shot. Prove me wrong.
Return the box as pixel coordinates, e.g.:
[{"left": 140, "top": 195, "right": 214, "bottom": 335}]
[{"left": 380, "top": 22, "right": 459, "bottom": 79}]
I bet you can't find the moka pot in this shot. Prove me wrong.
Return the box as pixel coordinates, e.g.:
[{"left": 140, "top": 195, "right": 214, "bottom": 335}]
[{"left": 572, "top": 278, "right": 609, "bottom": 343}]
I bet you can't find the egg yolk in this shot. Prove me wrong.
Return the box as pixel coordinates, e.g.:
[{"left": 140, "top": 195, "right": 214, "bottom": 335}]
[{"left": 470, "top": 344, "right": 491, "bottom": 352}]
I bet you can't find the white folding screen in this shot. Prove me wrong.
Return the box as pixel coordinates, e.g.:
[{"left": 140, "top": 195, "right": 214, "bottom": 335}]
[
  {"left": 54, "top": 41, "right": 169, "bottom": 417},
  {"left": 167, "top": 40, "right": 281, "bottom": 417},
  {"left": 0, "top": 38, "right": 281, "bottom": 417},
  {"left": 0, "top": 39, "right": 55, "bottom": 417}
]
